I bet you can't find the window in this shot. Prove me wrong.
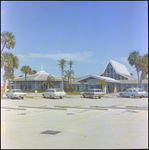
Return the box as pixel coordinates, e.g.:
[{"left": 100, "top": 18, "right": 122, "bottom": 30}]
[
  {"left": 48, "top": 90, "right": 54, "bottom": 92},
  {"left": 138, "top": 89, "right": 145, "bottom": 92}
]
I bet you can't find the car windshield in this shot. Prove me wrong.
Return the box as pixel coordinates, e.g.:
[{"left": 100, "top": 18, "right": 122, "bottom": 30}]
[
  {"left": 48, "top": 90, "right": 54, "bottom": 92},
  {"left": 12, "top": 89, "right": 22, "bottom": 93}
]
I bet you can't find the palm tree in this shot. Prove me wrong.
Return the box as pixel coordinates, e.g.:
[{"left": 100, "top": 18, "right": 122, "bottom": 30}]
[
  {"left": 64, "top": 70, "right": 74, "bottom": 87},
  {"left": 3, "top": 71, "right": 15, "bottom": 91},
  {"left": 139, "top": 54, "right": 148, "bottom": 88},
  {"left": 128, "top": 51, "right": 141, "bottom": 87},
  {"left": 31, "top": 70, "right": 37, "bottom": 74},
  {"left": 67, "top": 60, "right": 75, "bottom": 86},
  {"left": 21, "top": 66, "right": 31, "bottom": 91},
  {"left": 1, "top": 52, "right": 19, "bottom": 92},
  {"left": 1, "top": 31, "right": 16, "bottom": 53},
  {"left": 98, "top": 80, "right": 107, "bottom": 92},
  {"left": 42, "top": 81, "right": 47, "bottom": 91},
  {"left": 57, "top": 59, "right": 67, "bottom": 89},
  {"left": 47, "top": 74, "right": 55, "bottom": 89}
]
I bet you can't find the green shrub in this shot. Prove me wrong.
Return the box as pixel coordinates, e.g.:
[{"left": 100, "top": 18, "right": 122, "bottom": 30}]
[
  {"left": 38, "top": 89, "right": 42, "bottom": 92},
  {"left": 64, "top": 86, "right": 69, "bottom": 92},
  {"left": 32, "top": 89, "right": 38, "bottom": 92},
  {"left": 69, "top": 86, "right": 76, "bottom": 92},
  {"left": 84, "top": 86, "right": 88, "bottom": 92},
  {"left": 32, "top": 89, "right": 42, "bottom": 93}
]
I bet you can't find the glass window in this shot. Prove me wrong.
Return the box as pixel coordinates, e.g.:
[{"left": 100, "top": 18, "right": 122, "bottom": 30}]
[
  {"left": 12, "top": 89, "right": 22, "bottom": 93},
  {"left": 48, "top": 90, "right": 54, "bottom": 92},
  {"left": 138, "top": 89, "right": 145, "bottom": 92}
]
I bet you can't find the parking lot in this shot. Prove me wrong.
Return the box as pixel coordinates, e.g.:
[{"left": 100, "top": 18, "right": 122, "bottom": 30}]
[{"left": 1, "top": 95, "right": 148, "bottom": 149}]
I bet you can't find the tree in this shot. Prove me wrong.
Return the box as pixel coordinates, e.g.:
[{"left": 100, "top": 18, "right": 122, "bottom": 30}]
[
  {"left": 67, "top": 60, "right": 75, "bottom": 86},
  {"left": 3, "top": 71, "right": 15, "bottom": 91},
  {"left": 19, "top": 75, "right": 24, "bottom": 77},
  {"left": 130, "top": 73, "right": 133, "bottom": 76},
  {"left": 42, "top": 81, "right": 47, "bottom": 91},
  {"left": 128, "top": 51, "right": 141, "bottom": 87},
  {"left": 1, "top": 52, "right": 19, "bottom": 92},
  {"left": 1, "top": 31, "right": 16, "bottom": 53},
  {"left": 64, "top": 70, "right": 74, "bottom": 87},
  {"left": 128, "top": 51, "right": 148, "bottom": 88},
  {"left": 98, "top": 80, "right": 114, "bottom": 93},
  {"left": 31, "top": 70, "right": 37, "bottom": 74},
  {"left": 21, "top": 66, "right": 31, "bottom": 91},
  {"left": 57, "top": 59, "right": 67, "bottom": 89},
  {"left": 139, "top": 54, "right": 148, "bottom": 88},
  {"left": 47, "top": 74, "right": 55, "bottom": 89},
  {"left": 98, "top": 80, "right": 107, "bottom": 92}
]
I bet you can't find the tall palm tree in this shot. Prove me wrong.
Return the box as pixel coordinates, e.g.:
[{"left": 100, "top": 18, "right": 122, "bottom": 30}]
[
  {"left": 31, "top": 70, "right": 37, "bottom": 74},
  {"left": 1, "top": 31, "right": 16, "bottom": 53},
  {"left": 21, "top": 66, "right": 31, "bottom": 91},
  {"left": 1, "top": 52, "right": 19, "bottom": 92},
  {"left": 139, "top": 54, "right": 148, "bottom": 88},
  {"left": 47, "top": 74, "right": 55, "bottom": 89},
  {"left": 128, "top": 51, "right": 141, "bottom": 87},
  {"left": 67, "top": 60, "right": 75, "bottom": 86},
  {"left": 64, "top": 70, "right": 74, "bottom": 87},
  {"left": 57, "top": 59, "right": 67, "bottom": 89},
  {"left": 3, "top": 71, "right": 15, "bottom": 91}
]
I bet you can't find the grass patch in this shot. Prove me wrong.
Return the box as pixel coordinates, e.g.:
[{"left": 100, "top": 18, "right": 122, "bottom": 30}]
[
  {"left": 66, "top": 92, "right": 80, "bottom": 95},
  {"left": 26, "top": 96, "right": 34, "bottom": 98}
]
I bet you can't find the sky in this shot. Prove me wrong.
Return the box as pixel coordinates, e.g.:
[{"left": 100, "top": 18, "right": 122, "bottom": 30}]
[{"left": 1, "top": 1, "right": 148, "bottom": 81}]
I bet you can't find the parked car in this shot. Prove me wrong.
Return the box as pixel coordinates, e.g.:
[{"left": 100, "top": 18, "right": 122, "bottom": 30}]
[
  {"left": 119, "top": 88, "right": 147, "bottom": 98},
  {"left": 80, "top": 89, "right": 106, "bottom": 99},
  {"left": 42, "top": 88, "right": 66, "bottom": 99},
  {"left": 6, "top": 89, "right": 27, "bottom": 99}
]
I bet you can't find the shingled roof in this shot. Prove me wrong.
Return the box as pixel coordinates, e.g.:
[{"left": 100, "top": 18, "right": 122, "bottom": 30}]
[{"left": 12, "top": 70, "right": 62, "bottom": 81}]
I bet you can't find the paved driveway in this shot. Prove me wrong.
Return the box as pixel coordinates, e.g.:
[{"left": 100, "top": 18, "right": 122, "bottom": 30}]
[{"left": 1, "top": 95, "right": 148, "bottom": 149}]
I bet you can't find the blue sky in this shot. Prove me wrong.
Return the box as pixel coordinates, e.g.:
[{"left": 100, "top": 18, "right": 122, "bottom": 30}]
[{"left": 1, "top": 1, "right": 148, "bottom": 80}]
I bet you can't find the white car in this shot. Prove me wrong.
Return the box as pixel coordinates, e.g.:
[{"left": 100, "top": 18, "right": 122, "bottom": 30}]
[
  {"left": 80, "top": 89, "right": 106, "bottom": 99},
  {"left": 42, "top": 88, "right": 66, "bottom": 99},
  {"left": 6, "top": 89, "right": 27, "bottom": 99}
]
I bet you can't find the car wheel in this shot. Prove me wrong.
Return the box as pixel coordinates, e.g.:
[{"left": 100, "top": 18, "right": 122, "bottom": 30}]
[
  {"left": 83, "top": 94, "right": 85, "bottom": 98},
  {"left": 22, "top": 97, "right": 24, "bottom": 99},
  {"left": 132, "top": 94, "right": 135, "bottom": 98},
  {"left": 43, "top": 94, "right": 45, "bottom": 98},
  {"left": 120, "top": 94, "right": 123, "bottom": 98},
  {"left": 99, "top": 96, "right": 101, "bottom": 99},
  {"left": 60, "top": 96, "right": 62, "bottom": 99}
]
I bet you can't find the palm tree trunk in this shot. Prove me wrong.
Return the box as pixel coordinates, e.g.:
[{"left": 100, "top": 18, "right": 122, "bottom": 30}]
[
  {"left": 1, "top": 42, "right": 6, "bottom": 53},
  {"left": 23, "top": 73, "right": 27, "bottom": 92},
  {"left": 70, "top": 66, "right": 71, "bottom": 86},
  {"left": 8, "top": 79, "right": 11, "bottom": 91},
  {"left": 137, "top": 71, "right": 140, "bottom": 88},
  {"left": 140, "top": 71, "right": 144, "bottom": 88},
  {"left": 4, "top": 69, "right": 8, "bottom": 92}
]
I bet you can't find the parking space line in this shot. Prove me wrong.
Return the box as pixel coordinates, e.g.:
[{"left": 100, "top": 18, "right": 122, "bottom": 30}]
[
  {"left": 71, "top": 111, "right": 106, "bottom": 121},
  {"left": 129, "top": 111, "right": 148, "bottom": 121},
  {"left": 12, "top": 110, "right": 65, "bottom": 122}
]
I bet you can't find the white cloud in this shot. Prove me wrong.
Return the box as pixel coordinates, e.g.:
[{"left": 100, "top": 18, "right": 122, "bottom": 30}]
[{"left": 17, "top": 51, "right": 95, "bottom": 63}]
